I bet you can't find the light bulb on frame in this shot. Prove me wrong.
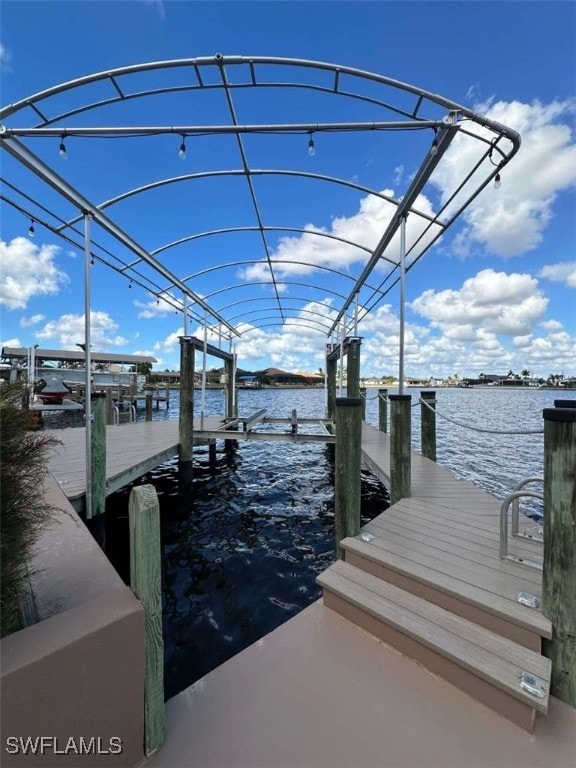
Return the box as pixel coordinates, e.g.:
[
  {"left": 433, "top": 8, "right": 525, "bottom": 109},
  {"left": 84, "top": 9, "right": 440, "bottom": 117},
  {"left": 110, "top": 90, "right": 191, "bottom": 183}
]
[
  {"left": 28, "top": 219, "right": 35, "bottom": 237},
  {"left": 179, "top": 137, "right": 186, "bottom": 160},
  {"left": 430, "top": 129, "right": 438, "bottom": 157},
  {"left": 494, "top": 173, "right": 501, "bottom": 189},
  {"left": 307, "top": 134, "right": 315, "bottom": 157},
  {"left": 59, "top": 137, "right": 67, "bottom": 159}
]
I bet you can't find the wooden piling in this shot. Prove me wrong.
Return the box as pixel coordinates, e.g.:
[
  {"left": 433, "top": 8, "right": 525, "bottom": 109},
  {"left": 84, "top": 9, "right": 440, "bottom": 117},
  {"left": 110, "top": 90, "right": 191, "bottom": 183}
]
[
  {"left": 327, "top": 356, "right": 337, "bottom": 421},
  {"left": 225, "top": 358, "right": 234, "bottom": 419},
  {"left": 334, "top": 397, "right": 362, "bottom": 558},
  {"left": 178, "top": 337, "right": 195, "bottom": 470},
  {"left": 208, "top": 440, "right": 217, "bottom": 471},
  {"left": 145, "top": 387, "right": 154, "bottom": 422},
  {"left": 346, "top": 338, "right": 361, "bottom": 398},
  {"left": 360, "top": 387, "right": 367, "bottom": 420},
  {"left": 378, "top": 388, "right": 388, "bottom": 433},
  {"left": 105, "top": 388, "right": 115, "bottom": 425},
  {"left": 129, "top": 381, "right": 137, "bottom": 405},
  {"left": 128, "top": 485, "right": 165, "bottom": 756},
  {"left": 420, "top": 390, "right": 437, "bottom": 462},
  {"left": 542, "top": 405, "right": 576, "bottom": 707},
  {"left": 90, "top": 393, "right": 106, "bottom": 519},
  {"left": 390, "top": 394, "right": 411, "bottom": 505}
]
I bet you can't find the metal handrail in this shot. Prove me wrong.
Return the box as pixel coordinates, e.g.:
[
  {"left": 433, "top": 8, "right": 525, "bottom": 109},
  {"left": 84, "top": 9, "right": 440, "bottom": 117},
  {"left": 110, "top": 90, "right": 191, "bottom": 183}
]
[
  {"left": 113, "top": 402, "right": 137, "bottom": 425},
  {"left": 500, "top": 490, "right": 544, "bottom": 571},
  {"left": 511, "top": 478, "right": 543, "bottom": 539}
]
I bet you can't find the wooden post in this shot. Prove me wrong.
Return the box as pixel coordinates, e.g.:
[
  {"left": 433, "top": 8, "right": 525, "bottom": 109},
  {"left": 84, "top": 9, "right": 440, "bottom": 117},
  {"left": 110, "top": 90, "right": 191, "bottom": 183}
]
[
  {"left": 91, "top": 393, "right": 106, "bottom": 519},
  {"left": 178, "top": 337, "right": 195, "bottom": 475},
  {"left": 145, "top": 387, "right": 154, "bottom": 422},
  {"left": 334, "top": 397, "right": 362, "bottom": 558},
  {"left": 346, "top": 338, "right": 361, "bottom": 397},
  {"left": 378, "top": 388, "right": 388, "bottom": 433},
  {"left": 420, "top": 390, "right": 437, "bottom": 462},
  {"left": 105, "top": 387, "right": 115, "bottom": 425},
  {"left": 165, "top": 384, "right": 170, "bottom": 407},
  {"left": 225, "top": 358, "right": 234, "bottom": 419},
  {"left": 327, "top": 354, "right": 337, "bottom": 422},
  {"left": 128, "top": 485, "right": 165, "bottom": 756},
  {"left": 209, "top": 440, "right": 217, "bottom": 471},
  {"left": 542, "top": 405, "right": 576, "bottom": 707},
  {"left": 360, "top": 388, "right": 367, "bottom": 420},
  {"left": 129, "top": 381, "right": 137, "bottom": 405},
  {"left": 390, "top": 394, "right": 411, "bottom": 505}
]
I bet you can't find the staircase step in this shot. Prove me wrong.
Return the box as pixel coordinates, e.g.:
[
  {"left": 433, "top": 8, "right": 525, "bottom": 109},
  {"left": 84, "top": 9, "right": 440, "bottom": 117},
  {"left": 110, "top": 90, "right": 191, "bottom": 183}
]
[
  {"left": 318, "top": 560, "right": 550, "bottom": 732},
  {"left": 341, "top": 534, "right": 550, "bottom": 650}
]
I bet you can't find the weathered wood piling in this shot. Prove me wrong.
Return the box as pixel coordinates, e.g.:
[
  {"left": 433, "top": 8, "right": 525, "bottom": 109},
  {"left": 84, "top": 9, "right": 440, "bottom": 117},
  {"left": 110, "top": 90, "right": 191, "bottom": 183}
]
[
  {"left": 542, "top": 404, "right": 576, "bottom": 707},
  {"left": 390, "top": 394, "right": 411, "bottom": 505},
  {"left": 178, "top": 337, "right": 195, "bottom": 476},
  {"left": 378, "top": 388, "right": 388, "bottom": 433},
  {"left": 128, "top": 485, "right": 165, "bottom": 756},
  {"left": 420, "top": 390, "right": 437, "bottom": 462},
  {"left": 334, "top": 397, "right": 362, "bottom": 558}
]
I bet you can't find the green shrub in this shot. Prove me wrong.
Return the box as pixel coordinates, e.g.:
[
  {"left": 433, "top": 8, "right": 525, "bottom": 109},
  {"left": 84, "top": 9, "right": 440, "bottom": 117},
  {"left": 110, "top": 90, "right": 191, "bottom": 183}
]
[{"left": 0, "top": 383, "right": 59, "bottom": 636}]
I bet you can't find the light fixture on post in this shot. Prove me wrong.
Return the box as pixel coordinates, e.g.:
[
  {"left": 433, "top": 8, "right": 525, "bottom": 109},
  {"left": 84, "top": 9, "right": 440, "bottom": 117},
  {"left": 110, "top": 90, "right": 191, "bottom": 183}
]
[
  {"left": 430, "top": 128, "right": 438, "bottom": 157},
  {"left": 28, "top": 219, "right": 35, "bottom": 237},
  {"left": 307, "top": 132, "right": 315, "bottom": 157},
  {"left": 178, "top": 135, "right": 187, "bottom": 160},
  {"left": 494, "top": 173, "right": 501, "bottom": 189},
  {"left": 59, "top": 136, "right": 67, "bottom": 159}
]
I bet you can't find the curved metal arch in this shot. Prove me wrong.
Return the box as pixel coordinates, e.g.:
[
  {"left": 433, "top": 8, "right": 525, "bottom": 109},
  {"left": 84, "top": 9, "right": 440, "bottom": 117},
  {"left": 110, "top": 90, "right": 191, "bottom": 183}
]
[
  {"left": 234, "top": 321, "right": 328, "bottom": 338},
  {"left": 234, "top": 315, "right": 333, "bottom": 334},
  {"left": 61, "top": 169, "right": 435, "bottom": 236},
  {"left": 0, "top": 55, "right": 519, "bottom": 151},
  {"left": 203, "top": 280, "right": 349, "bottom": 303},
  {"left": 226, "top": 306, "right": 336, "bottom": 325},
  {"left": 216, "top": 295, "right": 341, "bottom": 314}
]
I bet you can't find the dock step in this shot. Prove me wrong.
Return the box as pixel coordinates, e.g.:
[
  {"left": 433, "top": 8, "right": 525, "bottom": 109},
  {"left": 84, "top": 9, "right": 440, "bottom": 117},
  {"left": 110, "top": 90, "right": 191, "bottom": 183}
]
[
  {"left": 341, "top": 527, "right": 551, "bottom": 650},
  {"left": 317, "top": 560, "right": 550, "bottom": 732}
]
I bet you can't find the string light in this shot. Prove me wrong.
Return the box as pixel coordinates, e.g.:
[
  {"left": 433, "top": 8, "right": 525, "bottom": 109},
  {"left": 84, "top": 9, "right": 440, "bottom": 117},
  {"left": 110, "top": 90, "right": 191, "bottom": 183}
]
[
  {"left": 430, "top": 129, "right": 438, "bottom": 157},
  {"left": 28, "top": 219, "right": 35, "bottom": 237},
  {"left": 307, "top": 132, "right": 315, "bottom": 157},
  {"left": 178, "top": 136, "right": 187, "bottom": 160},
  {"left": 59, "top": 136, "right": 67, "bottom": 159},
  {"left": 90, "top": 256, "right": 95, "bottom": 266},
  {"left": 128, "top": 281, "right": 132, "bottom": 289},
  {"left": 494, "top": 173, "right": 501, "bottom": 190}
]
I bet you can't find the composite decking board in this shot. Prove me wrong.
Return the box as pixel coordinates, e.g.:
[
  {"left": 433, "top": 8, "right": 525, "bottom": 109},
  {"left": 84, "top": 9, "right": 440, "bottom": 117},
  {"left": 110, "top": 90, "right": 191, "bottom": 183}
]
[
  {"left": 342, "top": 538, "right": 551, "bottom": 637},
  {"left": 319, "top": 565, "right": 549, "bottom": 713},
  {"left": 346, "top": 528, "right": 541, "bottom": 603},
  {"left": 47, "top": 417, "right": 223, "bottom": 500},
  {"left": 324, "top": 561, "right": 551, "bottom": 682},
  {"left": 366, "top": 516, "right": 543, "bottom": 583}
]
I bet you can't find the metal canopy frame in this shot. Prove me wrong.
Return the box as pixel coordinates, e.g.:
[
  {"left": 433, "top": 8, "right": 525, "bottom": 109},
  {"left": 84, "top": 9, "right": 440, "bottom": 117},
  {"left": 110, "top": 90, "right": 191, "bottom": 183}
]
[{"left": 1, "top": 54, "right": 520, "bottom": 351}]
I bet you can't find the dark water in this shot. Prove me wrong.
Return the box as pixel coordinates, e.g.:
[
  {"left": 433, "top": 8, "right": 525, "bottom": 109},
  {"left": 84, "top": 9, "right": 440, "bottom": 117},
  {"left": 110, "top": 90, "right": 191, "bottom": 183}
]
[
  {"left": 104, "top": 388, "right": 387, "bottom": 700},
  {"left": 46, "top": 385, "right": 573, "bottom": 699}
]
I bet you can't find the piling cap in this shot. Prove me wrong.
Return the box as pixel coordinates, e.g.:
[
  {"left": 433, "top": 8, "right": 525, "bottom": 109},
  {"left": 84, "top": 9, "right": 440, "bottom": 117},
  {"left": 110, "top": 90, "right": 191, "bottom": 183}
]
[
  {"left": 90, "top": 392, "right": 106, "bottom": 400},
  {"left": 543, "top": 407, "right": 576, "bottom": 423},
  {"left": 421, "top": 390, "right": 436, "bottom": 399},
  {"left": 554, "top": 399, "right": 576, "bottom": 409},
  {"left": 335, "top": 397, "right": 363, "bottom": 407},
  {"left": 389, "top": 394, "right": 411, "bottom": 401}
]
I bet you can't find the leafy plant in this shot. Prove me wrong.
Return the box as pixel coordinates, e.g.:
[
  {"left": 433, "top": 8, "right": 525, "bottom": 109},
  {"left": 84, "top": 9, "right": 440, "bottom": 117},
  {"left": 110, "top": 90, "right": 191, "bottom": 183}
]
[{"left": 0, "top": 383, "right": 59, "bottom": 636}]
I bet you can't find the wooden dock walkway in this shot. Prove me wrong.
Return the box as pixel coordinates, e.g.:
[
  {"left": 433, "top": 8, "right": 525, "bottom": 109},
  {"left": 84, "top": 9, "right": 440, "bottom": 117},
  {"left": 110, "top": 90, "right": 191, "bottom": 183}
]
[{"left": 47, "top": 416, "right": 223, "bottom": 505}]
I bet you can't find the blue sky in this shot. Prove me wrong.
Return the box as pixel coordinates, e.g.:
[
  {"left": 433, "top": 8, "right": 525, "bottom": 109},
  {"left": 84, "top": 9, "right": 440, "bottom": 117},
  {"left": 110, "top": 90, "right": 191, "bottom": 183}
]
[{"left": 1, "top": 1, "right": 575, "bottom": 378}]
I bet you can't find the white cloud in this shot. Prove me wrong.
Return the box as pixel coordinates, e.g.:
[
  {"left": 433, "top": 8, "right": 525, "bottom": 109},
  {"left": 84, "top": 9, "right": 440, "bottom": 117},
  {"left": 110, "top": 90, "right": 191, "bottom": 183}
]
[
  {"left": 539, "top": 261, "right": 576, "bottom": 288},
  {"left": 20, "top": 314, "right": 46, "bottom": 328},
  {"left": 410, "top": 269, "right": 548, "bottom": 338},
  {"left": 432, "top": 99, "right": 576, "bottom": 257},
  {"left": 0, "top": 42, "right": 11, "bottom": 70},
  {"left": 1, "top": 337, "right": 21, "bottom": 348},
  {"left": 143, "top": 0, "right": 165, "bottom": 19},
  {"left": 35, "top": 311, "right": 129, "bottom": 349},
  {"left": 239, "top": 191, "right": 442, "bottom": 283},
  {"left": 154, "top": 328, "right": 185, "bottom": 354},
  {"left": 0, "top": 238, "right": 69, "bottom": 309},
  {"left": 135, "top": 293, "right": 179, "bottom": 318}
]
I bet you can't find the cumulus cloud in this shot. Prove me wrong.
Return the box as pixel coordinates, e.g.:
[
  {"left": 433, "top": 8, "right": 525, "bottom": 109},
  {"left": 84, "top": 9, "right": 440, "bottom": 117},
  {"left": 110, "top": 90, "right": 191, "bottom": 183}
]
[
  {"left": 0, "top": 238, "right": 69, "bottom": 309},
  {"left": 0, "top": 42, "right": 11, "bottom": 70},
  {"left": 20, "top": 314, "right": 46, "bottom": 328},
  {"left": 410, "top": 269, "right": 548, "bottom": 337},
  {"left": 239, "top": 191, "right": 443, "bottom": 283},
  {"left": 143, "top": 0, "right": 165, "bottom": 19},
  {"left": 35, "top": 311, "right": 129, "bottom": 349},
  {"left": 135, "top": 293, "right": 180, "bottom": 318},
  {"left": 539, "top": 261, "right": 576, "bottom": 288},
  {"left": 433, "top": 98, "right": 576, "bottom": 257},
  {"left": 1, "top": 337, "right": 21, "bottom": 348}
]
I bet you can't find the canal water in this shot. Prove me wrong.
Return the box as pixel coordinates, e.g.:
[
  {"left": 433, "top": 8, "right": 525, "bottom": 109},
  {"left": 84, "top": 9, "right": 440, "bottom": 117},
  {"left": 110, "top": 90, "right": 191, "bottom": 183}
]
[{"left": 43, "top": 386, "right": 572, "bottom": 699}]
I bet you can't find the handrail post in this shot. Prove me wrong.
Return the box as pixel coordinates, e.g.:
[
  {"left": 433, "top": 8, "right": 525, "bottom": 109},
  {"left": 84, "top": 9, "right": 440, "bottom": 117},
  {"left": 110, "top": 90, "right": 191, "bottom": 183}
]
[
  {"left": 178, "top": 336, "right": 195, "bottom": 480},
  {"left": 378, "top": 388, "right": 388, "bottom": 433},
  {"left": 334, "top": 397, "right": 362, "bottom": 558},
  {"left": 542, "top": 405, "right": 576, "bottom": 706},
  {"left": 129, "top": 485, "right": 165, "bottom": 756},
  {"left": 420, "top": 390, "right": 437, "bottom": 461},
  {"left": 390, "top": 394, "right": 411, "bottom": 505}
]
